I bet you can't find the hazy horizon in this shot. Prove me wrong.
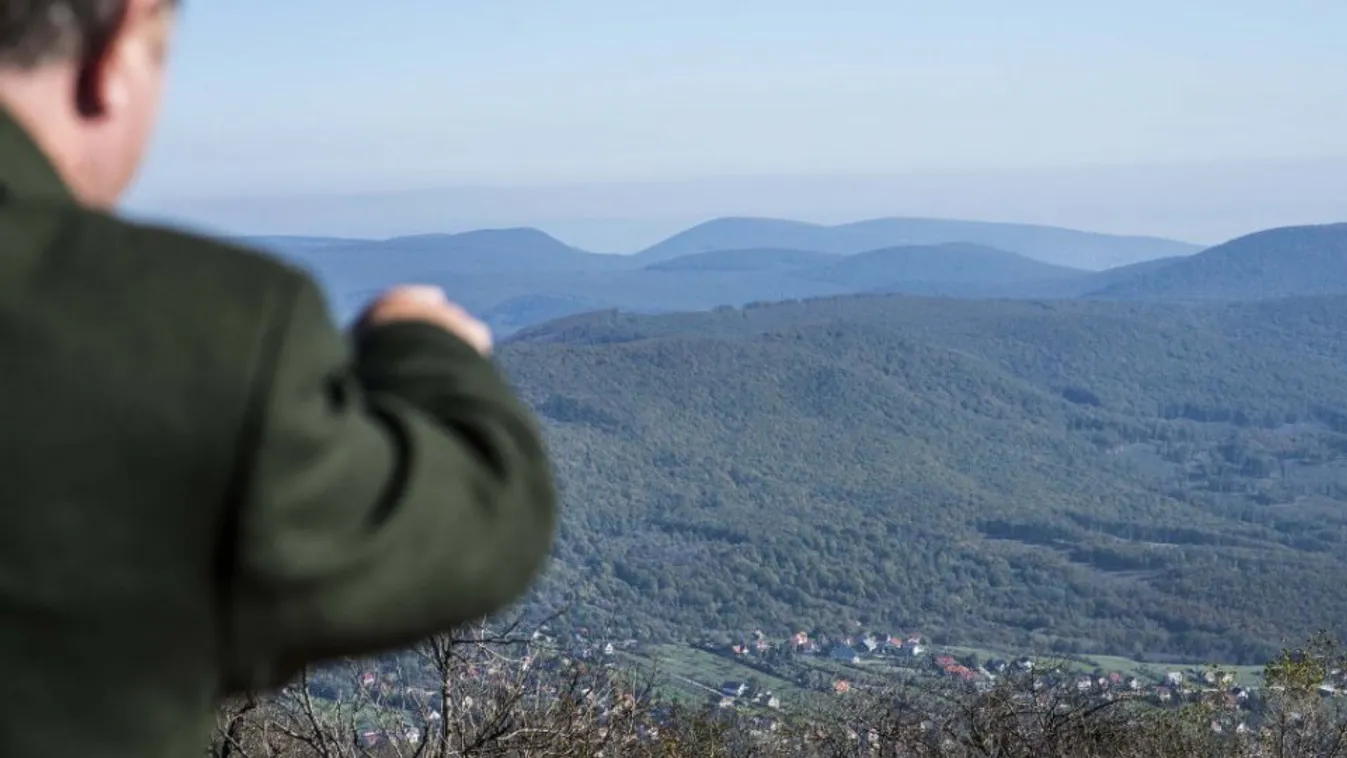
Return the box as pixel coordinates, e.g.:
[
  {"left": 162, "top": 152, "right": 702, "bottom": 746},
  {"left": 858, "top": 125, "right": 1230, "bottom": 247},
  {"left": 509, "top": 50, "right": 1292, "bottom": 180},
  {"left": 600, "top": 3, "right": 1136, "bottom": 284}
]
[
  {"left": 123, "top": 1, "right": 1347, "bottom": 253},
  {"left": 131, "top": 157, "right": 1347, "bottom": 253}
]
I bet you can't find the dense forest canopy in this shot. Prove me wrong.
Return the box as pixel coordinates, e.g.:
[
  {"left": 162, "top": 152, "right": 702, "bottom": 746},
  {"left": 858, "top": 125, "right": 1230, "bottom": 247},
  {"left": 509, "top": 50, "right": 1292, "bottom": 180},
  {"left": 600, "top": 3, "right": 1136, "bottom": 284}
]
[{"left": 497, "top": 294, "right": 1347, "bottom": 664}]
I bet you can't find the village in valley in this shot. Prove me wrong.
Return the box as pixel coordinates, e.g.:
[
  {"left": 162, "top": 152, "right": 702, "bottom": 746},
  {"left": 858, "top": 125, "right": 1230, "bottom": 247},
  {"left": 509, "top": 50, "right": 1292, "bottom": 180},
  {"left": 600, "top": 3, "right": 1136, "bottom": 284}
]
[
  {"left": 603, "top": 626, "right": 1346, "bottom": 723},
  {"left": 302, "top": 620, "right": 1347, "bottom": 749}
]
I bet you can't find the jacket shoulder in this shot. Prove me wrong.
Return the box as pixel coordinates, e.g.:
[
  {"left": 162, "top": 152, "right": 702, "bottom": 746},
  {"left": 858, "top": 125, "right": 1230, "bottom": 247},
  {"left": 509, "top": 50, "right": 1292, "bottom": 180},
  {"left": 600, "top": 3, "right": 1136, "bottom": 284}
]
[
  {"left": 1, "top": 204, "right": 347, "bottom": 378},
  {"left": 49, "top": 207, "right": 334, "bottom": 330},
  {"left": 90, "top": 212, "right": 315, "bottom": 293}
]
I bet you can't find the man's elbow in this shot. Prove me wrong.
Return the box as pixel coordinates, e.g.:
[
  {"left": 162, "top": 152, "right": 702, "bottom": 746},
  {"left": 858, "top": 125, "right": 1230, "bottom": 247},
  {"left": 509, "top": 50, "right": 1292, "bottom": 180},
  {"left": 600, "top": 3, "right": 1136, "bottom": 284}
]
[
  {"left": 507, "top": 464, "right": 560, "bottom": 594},
  {"left": 467, "top": 460, "right": 559, "bottom": 618}
]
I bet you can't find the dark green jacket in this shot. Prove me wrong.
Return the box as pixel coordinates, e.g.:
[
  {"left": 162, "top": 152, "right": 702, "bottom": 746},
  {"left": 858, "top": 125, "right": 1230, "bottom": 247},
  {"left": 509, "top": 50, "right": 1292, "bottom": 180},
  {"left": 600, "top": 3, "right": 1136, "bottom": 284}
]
[{"left": 0, "top": 109, "right": 557, "bottom": 756}]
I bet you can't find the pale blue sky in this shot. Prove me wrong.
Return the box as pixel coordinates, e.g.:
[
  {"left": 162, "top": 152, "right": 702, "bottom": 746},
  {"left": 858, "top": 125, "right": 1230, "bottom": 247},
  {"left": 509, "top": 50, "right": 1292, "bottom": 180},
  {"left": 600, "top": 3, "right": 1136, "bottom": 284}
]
[{"left": 126, "top": 1, "right": 1347, "bottom": 247}]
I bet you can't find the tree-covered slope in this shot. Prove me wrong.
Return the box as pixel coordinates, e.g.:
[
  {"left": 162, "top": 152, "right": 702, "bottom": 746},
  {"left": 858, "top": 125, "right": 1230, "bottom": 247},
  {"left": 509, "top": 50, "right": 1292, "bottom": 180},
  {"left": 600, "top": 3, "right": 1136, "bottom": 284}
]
[
  {"left": 500, "top": 295, "right": 1347, "bottom": 664},
  {"left": 1090, "top": 223, "right": 1347, "bottom": 301}
]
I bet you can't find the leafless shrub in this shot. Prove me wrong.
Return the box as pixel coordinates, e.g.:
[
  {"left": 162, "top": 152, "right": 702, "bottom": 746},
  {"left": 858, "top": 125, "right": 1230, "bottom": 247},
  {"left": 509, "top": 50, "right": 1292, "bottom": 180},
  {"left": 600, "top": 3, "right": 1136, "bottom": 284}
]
[{"left": 207, "top": 612, "right": 666, "bottom": 757}]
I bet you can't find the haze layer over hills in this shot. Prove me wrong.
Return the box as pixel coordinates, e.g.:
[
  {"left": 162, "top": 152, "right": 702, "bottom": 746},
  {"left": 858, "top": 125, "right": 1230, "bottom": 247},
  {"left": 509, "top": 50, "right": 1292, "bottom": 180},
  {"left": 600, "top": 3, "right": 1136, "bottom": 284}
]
[
  {"left": 250, "top": 215, "right": 1202, "bottom": 330},
  {"left": 252, "top": 216, "right": 1347, "bottom": 337}
]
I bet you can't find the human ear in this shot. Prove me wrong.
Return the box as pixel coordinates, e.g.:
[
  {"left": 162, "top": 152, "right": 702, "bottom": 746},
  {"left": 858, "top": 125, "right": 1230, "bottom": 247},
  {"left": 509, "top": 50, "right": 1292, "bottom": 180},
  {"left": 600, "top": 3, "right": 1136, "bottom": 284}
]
[{"left": 74, "top": 1, "right": 132, "bottom": 119}]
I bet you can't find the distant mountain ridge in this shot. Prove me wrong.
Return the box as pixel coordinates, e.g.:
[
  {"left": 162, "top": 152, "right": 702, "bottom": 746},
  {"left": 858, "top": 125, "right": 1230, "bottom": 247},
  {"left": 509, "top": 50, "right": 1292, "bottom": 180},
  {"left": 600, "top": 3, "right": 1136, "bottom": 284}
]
[
  {"left": 251, "top": 226, "right": 625, "bottom": 273},
  {"left": 1089, "top": 223, "right": 1347, "bottom": 301},
  {"left": 239, "top": 217, "right": 1347, "bottom": 335},
  {"left": 245, "top": 214, "right": 1201, "bottom": 273},
  {"left": 635, "top": 216, "right": 1203, "bottom": 270},
  {"left": 644, "top": 248, "right": 836, "bottom": 272},
  {"left": 804, "top": 243, "right": 1087, "bottom": 291}
]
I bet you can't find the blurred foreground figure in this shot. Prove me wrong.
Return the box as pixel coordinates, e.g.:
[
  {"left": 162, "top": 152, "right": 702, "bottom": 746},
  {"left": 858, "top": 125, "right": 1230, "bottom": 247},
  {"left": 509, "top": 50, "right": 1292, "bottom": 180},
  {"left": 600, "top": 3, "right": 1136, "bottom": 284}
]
[{"left": 0, "top": 1, "right": 557, "bottom": 755}]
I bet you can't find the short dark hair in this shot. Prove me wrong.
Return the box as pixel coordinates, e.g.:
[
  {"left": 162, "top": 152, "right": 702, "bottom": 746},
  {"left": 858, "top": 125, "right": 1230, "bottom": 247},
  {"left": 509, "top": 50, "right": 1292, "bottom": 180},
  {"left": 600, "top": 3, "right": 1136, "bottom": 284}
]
[{"left": 0, "top": 0, "right": 176, "bottom": 69}]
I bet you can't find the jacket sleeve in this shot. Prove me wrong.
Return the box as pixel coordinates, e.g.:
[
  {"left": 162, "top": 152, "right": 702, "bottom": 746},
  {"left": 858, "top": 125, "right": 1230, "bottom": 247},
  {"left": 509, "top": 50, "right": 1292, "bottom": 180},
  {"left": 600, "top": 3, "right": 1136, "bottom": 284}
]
[{"left": 223, "top": 274, "right": 557, "bottom": 690}]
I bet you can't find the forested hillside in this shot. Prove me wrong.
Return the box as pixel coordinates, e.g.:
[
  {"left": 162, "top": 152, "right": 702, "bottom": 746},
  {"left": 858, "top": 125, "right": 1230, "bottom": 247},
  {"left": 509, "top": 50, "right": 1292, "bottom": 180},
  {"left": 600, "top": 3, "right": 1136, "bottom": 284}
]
[
  {"left": 499, "top": 294, "right": 1347, "bottom": 665},
  {"left": 1091, "top": 223, "right": 1347, "bottom": 300}
]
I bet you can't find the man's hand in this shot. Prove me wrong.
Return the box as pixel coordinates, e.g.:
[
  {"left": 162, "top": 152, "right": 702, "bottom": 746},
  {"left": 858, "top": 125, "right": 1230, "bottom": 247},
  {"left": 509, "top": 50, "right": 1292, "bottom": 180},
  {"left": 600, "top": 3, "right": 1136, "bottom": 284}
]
[{"left": 357, "top": 285, "right": 493, "bottom": 355}]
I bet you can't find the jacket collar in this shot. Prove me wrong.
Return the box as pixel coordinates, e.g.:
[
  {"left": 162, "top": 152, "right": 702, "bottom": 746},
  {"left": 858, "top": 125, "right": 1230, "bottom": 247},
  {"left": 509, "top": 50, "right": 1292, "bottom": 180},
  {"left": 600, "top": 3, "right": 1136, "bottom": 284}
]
[{"left": 0, "top": 104, "right": 75, "bottom": 203}]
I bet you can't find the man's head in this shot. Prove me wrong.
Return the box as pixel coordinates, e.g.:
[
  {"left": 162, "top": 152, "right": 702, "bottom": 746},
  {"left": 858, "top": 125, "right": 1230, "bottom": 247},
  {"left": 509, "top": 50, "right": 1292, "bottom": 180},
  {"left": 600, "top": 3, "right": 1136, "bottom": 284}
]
[{"left": 0, "top": 0, "right": 179, "bottom": 209}]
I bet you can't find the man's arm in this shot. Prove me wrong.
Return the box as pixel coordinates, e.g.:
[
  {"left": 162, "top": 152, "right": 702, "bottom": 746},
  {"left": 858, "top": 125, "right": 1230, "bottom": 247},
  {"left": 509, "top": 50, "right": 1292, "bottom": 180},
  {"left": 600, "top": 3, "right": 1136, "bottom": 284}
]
[{"left": 224, "top": 274, "right": 557, "bottom": 690}]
